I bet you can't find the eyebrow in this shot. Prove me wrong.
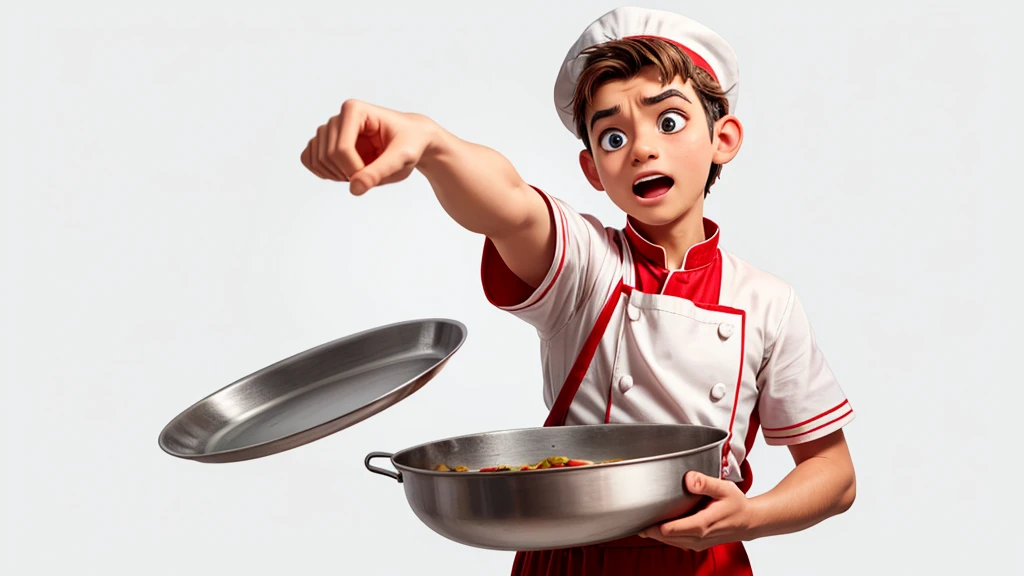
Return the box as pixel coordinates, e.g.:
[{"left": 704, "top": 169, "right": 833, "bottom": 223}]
[{"left": 590, "top": 89, "right": 692, "bottom": 131}]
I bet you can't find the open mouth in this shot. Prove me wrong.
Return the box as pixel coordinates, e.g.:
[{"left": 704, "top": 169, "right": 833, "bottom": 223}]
[{"left": 632, "top": 174, "right": 674, "bottom": 199}]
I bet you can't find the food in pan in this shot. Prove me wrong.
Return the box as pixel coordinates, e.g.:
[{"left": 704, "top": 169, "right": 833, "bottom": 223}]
[
  {"left": 432, "top": 464, "right": 469, "bottom": 472},
  {"left": 433, "top": 455, "right": 625, "bottom": 472}
]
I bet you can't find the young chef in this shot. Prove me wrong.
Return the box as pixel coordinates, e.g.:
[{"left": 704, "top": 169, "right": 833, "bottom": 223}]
[{"left": 300, "top": 6, "right": 856, "bottom": 574}]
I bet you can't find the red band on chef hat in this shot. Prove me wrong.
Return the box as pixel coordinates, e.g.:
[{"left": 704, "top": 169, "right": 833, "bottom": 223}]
[
  {"left": 623, "top": 35, "right": 719, "bottom": 83},
  {"left": 553, "top": 7, "right": 739, "bottom": 138}
]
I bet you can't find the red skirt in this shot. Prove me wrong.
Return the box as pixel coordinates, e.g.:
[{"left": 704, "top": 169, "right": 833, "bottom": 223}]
[{"left": 510, "top": 535, "right": 753, "bottom": 576}]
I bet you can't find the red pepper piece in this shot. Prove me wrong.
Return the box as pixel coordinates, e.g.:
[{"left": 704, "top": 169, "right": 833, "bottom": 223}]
[{"left": 566, "top": 459, "right": 592, "bottom": 467}]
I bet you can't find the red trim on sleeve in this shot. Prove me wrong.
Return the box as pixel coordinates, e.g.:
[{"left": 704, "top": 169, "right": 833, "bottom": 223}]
[
  {"left": 767, "top": 409, "right": 854, "bottom": 440},
  {"left": 504, "top": 197, "right": 568, "bottom": 312},
  {"left": 481, "top": 238, "right": 535, "bottom": 307},
  {"left": 762, "top": 399, "right": 850, "bottom": 432},
  {"left": 480, "top": 188, "right": 567, "bottom": 310}
]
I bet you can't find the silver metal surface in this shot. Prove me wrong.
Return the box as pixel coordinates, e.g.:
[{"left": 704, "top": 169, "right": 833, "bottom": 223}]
[
  {"left": 159, "top": 318, "right": 467, "bottom": 463},
  {"left": 366, "top": 423, "right": 726, "bottom": 551}
]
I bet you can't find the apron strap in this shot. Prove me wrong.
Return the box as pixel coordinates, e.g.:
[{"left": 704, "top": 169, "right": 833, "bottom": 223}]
[
  {"left": 544, "top": 279, "right": 626, "bottom": 427},
  {"left": 543, "top": 231, "right": 633, "bottom": 428},
  {"left": 616, "top": 230, "right": 635, "bottom": 289}
]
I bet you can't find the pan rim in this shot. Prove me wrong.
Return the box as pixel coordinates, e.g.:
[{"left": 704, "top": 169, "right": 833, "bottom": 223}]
[
  {"left": 387, "top": 422, "right": 729, "bottom": 477},
  {"left": 157, "top": 317, "right": 468, "bottom": 463}
]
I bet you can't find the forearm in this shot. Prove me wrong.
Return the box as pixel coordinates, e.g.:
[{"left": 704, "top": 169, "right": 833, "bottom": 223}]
[
  {"left": 416, "top": 119, "right": 544, "bottom": 239},
  {"left": 745, "top": 451, "right": 856, "bottom": 540},
  {"left": 301, "top": 100, "right": 552, "bottom": 287}
]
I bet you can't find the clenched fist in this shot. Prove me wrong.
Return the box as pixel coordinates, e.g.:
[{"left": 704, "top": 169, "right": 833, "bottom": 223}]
[{"left": 301, "top": 99, "right": 438, "bottom": 195}]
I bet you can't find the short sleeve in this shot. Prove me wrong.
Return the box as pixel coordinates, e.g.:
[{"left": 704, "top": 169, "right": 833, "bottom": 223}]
[
  {"left": 757, "top": 288, "right": 855, "bottom": 446},
  {"left": 480, "top": 186, "right": 619, "bottom": 337}
]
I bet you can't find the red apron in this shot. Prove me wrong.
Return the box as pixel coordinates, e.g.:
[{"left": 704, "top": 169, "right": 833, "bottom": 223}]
[{"left": 509, "top": 277, "right": 755, "bottom": 576}]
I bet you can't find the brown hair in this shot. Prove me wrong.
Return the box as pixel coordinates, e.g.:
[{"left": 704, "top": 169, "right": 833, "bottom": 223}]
[{"left": 570, "top": 38, "right": 730, "bottom": 197}]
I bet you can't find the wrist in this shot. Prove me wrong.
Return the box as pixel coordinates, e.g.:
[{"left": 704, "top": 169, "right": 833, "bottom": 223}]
[
  {"left": 417, "top": 116, "right": 453, "bottom": 174},
  {"left": 743, "top": 494, "right": 772, "bottom": 541}
]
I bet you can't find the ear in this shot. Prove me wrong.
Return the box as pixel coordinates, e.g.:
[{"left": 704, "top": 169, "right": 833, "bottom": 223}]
[
  {"left": 578, "top": 149, "right": 605, "bottom": 191},
  {"left": 711, "top": 115, "right": 743, "bottom": 165}
]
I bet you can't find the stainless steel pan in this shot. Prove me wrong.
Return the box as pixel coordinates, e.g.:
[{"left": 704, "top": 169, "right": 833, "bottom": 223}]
[
  {"left": 159, "top": 318, "right": 467, "bottom": 463},
  {"left": 365, "top": 423, "right": 727, "bottom": 551}
]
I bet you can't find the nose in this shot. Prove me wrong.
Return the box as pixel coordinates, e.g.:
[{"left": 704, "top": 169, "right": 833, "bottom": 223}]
[{"left": 631, "top": 137, "right": 659, "bottom": 164}]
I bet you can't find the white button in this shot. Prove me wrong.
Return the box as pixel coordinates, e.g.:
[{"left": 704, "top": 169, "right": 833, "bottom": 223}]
[
  {"left": 627, "top": 305, "right": 640, "bottom": 321},
  {"left": 710, "top": 383, "right": 727, "bottom": 401},
  {"left": 718, "top": 323, "right": 734, "bottom": 339},
  {"left": 619, "top": 375, "right": 634, "bottom": 393}
]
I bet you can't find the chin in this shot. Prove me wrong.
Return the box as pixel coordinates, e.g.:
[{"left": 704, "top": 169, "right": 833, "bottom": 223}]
[
  {"left": 629, "top": 212, "right": 683, "bottom": 228},
  {"left": 625, "top": 199, "right": 695, "bottom": 228}
]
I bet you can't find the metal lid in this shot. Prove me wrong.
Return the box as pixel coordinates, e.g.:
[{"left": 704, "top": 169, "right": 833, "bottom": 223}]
[{"left": 157, "top": 318, "right": 467, "bottom": 463}]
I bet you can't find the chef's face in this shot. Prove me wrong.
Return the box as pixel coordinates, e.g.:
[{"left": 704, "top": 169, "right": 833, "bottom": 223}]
[{"left": 579, "top": 67, "right": 740, "bottom": 228}]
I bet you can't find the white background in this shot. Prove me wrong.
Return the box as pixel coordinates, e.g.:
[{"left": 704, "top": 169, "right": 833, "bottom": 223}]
[{"left": 2, "top": 0, "right": 1020, "bottom": 574}]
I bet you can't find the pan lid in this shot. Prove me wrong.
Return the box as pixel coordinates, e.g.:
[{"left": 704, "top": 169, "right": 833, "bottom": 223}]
[{"left": 157, "top": 317, "right": 467, "bottom": 463}]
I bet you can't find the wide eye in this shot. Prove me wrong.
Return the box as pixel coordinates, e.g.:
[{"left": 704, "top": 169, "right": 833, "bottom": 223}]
[
  {"left": 599, "top": 129, "right": 628, "bottom": 152},
  {"left": 658, "top": 111, "right": 686, "bottom": 134}
]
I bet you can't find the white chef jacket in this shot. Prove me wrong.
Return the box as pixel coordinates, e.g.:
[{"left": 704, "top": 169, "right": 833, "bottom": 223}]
[{"left": 481, "top": 187, "right": 855, "bottom": 485}]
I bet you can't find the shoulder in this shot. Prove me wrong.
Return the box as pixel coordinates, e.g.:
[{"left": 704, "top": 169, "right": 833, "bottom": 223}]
[
  {"left": 718, "top": 248, "right": 797, "bottom": 347},
  {"left": 541, "top": 190, "right": 623, "bottom": 252},
  {"left": 545, "top": 192, "right": 614, "bottom": 231},
  {"left": 719, "top": 248, "right": 794, "bottom": 305}
]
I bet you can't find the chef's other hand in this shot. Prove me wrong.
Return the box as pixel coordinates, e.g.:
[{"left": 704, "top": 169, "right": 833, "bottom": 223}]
[
  {"left": 638, "top": 471, "right": 755, "bottom": 551},
  {"left": 300, "top": 99, "right": 437, "bottom": 196}
]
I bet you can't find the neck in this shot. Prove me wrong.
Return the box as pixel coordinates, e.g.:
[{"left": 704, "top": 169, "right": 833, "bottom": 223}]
[{"left": 629, "top": 205, "right": 707, "bottom": 270}]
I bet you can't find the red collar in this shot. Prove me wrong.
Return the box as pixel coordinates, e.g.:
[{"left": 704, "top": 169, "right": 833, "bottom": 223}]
[{"left": 624, "top": 217, "right": 721, "bottom": 271}]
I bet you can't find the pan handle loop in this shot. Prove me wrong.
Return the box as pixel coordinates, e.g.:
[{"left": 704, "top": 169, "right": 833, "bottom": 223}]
[{"left": 365, "top": 452, "right": 403, "bottom": 483}]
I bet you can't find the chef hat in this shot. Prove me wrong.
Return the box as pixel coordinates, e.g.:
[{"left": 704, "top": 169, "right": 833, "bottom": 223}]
[{"left": 553, "top": 6, "right": 739, "bottom": 138}]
